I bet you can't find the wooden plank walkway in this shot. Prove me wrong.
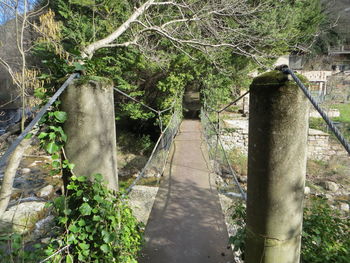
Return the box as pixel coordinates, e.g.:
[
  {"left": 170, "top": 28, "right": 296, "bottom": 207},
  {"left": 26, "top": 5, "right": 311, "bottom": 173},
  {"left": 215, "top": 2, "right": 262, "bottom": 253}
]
[{"left": 139, "top": 119, "right": 233, "bottom": 263}]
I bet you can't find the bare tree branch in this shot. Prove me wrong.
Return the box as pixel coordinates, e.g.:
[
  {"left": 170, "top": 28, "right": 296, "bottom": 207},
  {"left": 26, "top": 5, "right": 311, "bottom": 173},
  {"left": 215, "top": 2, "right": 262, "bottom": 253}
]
[{"left": 82, "top": 0, "right": 156, "bottom": 58}]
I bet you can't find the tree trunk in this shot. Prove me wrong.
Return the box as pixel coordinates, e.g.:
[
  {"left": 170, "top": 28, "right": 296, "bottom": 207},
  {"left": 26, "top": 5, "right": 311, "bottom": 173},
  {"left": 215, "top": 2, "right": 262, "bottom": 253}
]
[{"left": 0, "top": 136, "right": 32, "bottom": 218}]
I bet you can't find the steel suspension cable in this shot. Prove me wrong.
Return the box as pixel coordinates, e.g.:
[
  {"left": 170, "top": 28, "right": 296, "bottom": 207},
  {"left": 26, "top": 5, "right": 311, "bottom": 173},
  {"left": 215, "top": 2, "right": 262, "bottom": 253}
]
[
  {"left": 113, "top": 87, "right": 159, "bottom": 114},
  {"left": 0, "top": 73, "right": 80, "bottom": 168},
  {"left": 218, "top": 90, "right": 250, "bottom": 113},
  {"left": 281, "top": 67, "right": 350, "bottom": 155}
]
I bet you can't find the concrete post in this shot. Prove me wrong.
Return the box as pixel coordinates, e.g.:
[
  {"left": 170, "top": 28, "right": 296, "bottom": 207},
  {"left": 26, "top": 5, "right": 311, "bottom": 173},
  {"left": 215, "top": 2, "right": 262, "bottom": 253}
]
[
  {"left": 246, "top": 71, "right": 309, "bottom": 263},
  {"left": 61, "top": 78, "right": 118, "bottom": 191}
]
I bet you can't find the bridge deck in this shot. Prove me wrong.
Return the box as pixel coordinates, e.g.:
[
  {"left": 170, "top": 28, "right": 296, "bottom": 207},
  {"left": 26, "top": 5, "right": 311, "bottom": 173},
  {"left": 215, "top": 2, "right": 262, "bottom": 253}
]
[{"left": 139, "top": 119, "right": 233, "bottom": 263}]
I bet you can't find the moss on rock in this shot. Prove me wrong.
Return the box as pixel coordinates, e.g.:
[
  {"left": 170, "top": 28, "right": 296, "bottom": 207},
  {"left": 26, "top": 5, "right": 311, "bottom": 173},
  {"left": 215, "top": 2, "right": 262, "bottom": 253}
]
[
  {"left": 75, "top": 75, "right": 113, "bottom": 87},
  {"left": 251, "top": 70, "right": 309, "bottom": 90}
]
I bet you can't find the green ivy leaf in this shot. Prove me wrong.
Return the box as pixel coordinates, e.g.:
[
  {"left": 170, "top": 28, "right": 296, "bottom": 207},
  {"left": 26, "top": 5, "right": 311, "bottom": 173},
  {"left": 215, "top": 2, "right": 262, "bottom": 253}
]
[
  {"left": 69, "top": 224, "right": 79, "bottom": 233},
  {"left": 38, "top": 132, "right": 48, "bottom": 139},
  {"left": 46, "top": 142, "right": 60, "bottom": 154},
  {"left": 100, "top": 244, "right": 109, "bottom": 253},
  {"left": 78, "top": 219, "right": 86, "bottom": 227},
  {"left": 53, "top": 111, "right": 68, "bottom": 123},
  {"left": 93, "top": 174, "right": 103, "bottom": 182},
  {"left": 79, "top": 203, "right": 92, "bottom": 216},
  {"left": 66, "top": 254, "right": 74, "bottom": 263},
  {"left": 24, "top": 133, "right": 33, "bottom": 139},
  {"left": 49, "top": 132, "right": 56, "bottom": 140},
  {"left": 79, "top": 242, "right": 90, "bottom": 250},
  {"left": 92, "top": 215, "right": 101, "bottom": 221},
  {"left": 73, "top": 62, "right": 86, "bottom": 71},
  {"left": 77, "top": 176, "right": 87, "bottom": 182}
]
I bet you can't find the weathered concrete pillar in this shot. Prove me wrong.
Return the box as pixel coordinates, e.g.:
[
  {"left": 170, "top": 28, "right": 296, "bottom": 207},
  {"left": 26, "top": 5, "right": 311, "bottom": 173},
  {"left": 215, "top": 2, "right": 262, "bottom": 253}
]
[
  {"left": 246, "top": 71, "right": 309, "bottom": 263},
  {"left": 61, "top": 78, "right": 118, "bottom": 191}
]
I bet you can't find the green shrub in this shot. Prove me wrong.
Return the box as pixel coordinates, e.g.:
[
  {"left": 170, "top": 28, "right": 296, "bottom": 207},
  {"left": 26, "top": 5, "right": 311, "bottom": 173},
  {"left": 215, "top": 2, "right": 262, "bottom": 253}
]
[
  {"left": 229, "top": 197, "right": 350, "bottom": 262},
  {"left": 45, "top": 174, "right": 143, "bottom": 262},
  {"left": 117, "top": 132, "right": 154, "bottom": 156},
  {"left": 0, "top": 233, "right": 45, "bottom": 263},
  {"left": 302, "top": 197, "right": 350, "bottom": 263},
  {"left": 229, "top": 202, "right": 246, "bottom": 256}
]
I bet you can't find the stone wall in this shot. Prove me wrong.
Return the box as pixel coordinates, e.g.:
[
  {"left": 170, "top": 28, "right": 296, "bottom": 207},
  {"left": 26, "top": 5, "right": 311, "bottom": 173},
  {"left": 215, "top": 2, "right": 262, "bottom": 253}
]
[
  {"left": 309, "top": 108, "right": 340, "bottom": 118},
  {"left": 307, "top": 129, "right": 331, "bottom": 160},
  {"left": 221, "top": 119, "right": 347, "bottom": 161},
  {"left": 221, "top": 119, "right": 248, "bottom": 156},
  {"left": 326, "top": 73, "right": 350, "bottom": 103}
]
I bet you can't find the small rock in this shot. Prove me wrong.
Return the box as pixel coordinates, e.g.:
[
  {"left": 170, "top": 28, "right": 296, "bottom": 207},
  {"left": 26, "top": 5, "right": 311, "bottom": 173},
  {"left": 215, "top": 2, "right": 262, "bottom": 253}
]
[
  {"left": 238, "top": 175, "right": 247, "bottom": 183},
  {"left": 324, "top": 194, "right": 333, "bottom": 200},
  {"left": 118, "top": 170, "right": 128, "bottom": 177},
  {"left": 340, "top": 203, "right": 349, "bottom": 212},
  {"left": 36, "top": 185, "right": 54, "bottom": 198},
  {"left": 144, "top": 168, "right": 160, "bottom": 178},
  {"left": 28, "top": 160, "right": 44, "bottom": 168},
  {"left": 323, "top": 181, "right": 339, "bottom": 192},
  {"left": 304, "top": 186, "right": 311, "bottom": 195},
  {"left": 41, "top": 237, "right": 51, "bottom": 244},
  {"left": 11, "top": 188, "right": 22, "bottom": 199},
  {"left": 21, "top": 168, "right": 31, "bottom": 174},
  {"left": 33, "top": 215, "right": 55, "bottom": 239}
]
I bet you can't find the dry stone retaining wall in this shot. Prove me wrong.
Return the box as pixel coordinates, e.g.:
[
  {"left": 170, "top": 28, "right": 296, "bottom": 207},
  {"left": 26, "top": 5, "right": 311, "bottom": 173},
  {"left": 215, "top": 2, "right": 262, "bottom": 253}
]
[{"left": 221, "top": 119, "right": 347, "bottom": 161}]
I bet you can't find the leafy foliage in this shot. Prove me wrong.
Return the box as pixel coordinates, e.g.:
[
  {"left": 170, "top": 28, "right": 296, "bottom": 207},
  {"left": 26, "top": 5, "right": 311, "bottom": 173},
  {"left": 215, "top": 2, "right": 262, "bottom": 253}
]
[
  {"left": 302, "top": 197, "right": 350, "bottom": 263},
  {"left": 34, "top": 0, "right": 331, "bottom": 127},
  {"left": 229, "top": 201, "right": 246, "bottom": 255},
  {"left": 229, "top": 197, "right": 350, "bottom": 262},
  {"left": 45, "top": 174, "right": 143, "bottom": 262},
  {"left": 0, "top": 233, "right": 46, "bottom": 263}
]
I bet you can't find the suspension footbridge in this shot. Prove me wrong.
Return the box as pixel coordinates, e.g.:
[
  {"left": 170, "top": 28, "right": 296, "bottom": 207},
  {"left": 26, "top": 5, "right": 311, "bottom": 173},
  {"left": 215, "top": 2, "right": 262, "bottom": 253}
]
[
  {"left": 1, "top": 67, "right": 349, "bottom": 262},
  {"left": 139, "top": 119, "right": 233, "bottom": 263}
]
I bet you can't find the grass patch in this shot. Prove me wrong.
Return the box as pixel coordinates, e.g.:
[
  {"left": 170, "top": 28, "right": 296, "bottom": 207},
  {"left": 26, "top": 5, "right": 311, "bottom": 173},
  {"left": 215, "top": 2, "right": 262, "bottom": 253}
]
[
  {"left": 309, "top": 103, "right": 350, "bottom": 142},
  {"left": 228, "top": 148, "right": 248, "bottom": 176},
  {"left": 119, "top": 176, "right": 161, "bottom": 192},
  {"left": 332, "top": 103, "right": 350, "bottom": 122},
  {"left": 309, "top": 117, "right": 327, "bottom": 132}
]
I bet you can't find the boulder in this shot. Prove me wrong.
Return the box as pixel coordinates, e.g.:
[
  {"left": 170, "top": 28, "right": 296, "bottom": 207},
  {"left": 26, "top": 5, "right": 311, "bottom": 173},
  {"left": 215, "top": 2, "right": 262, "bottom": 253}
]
[
  {"left": 0, "top": 201, "right": 46, "bottom": 234},
  {"left": 238, "top": 175, "right": 247, "bottom": 183},
  {"left": 340, "top": 203, "right": 349, "bottom": 212},
  {"left": 36, "top": 185, "right": 54, "bottom": 198},
  {"left": 324, "top": 194, "right": 333, "bottom": 200},
  {"left": 21, "top": 168, "right": 31, "bottom": 174},
  {"left": 128, "top": 185, "right": 158, "bottom": 224},
  {"left": 323, "top": 181, "right": 339, "bottom": 192},
  {"left": 304, "top": 186, "right": 311, "bottom": 195}
]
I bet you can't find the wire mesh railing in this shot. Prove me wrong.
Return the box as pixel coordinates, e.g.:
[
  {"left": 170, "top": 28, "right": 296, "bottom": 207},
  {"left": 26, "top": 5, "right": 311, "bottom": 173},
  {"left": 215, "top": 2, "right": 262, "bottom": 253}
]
[
  {"left": 200, "top": 108, "right": 246, "bottom": 200},
  {"left": 125, "top": 107, "right": 182, "bottom": 194}
]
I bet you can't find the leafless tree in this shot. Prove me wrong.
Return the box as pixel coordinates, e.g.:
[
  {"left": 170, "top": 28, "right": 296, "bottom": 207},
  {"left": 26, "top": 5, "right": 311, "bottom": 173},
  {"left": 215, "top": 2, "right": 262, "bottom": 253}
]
[
  {"left": 0, "top": 0, "right": 47, "bottom": 218},
  {"left": 0, "top": 0, "right": 47, "bottom": 116},
  {"left": 81, "top": 0, "right": 311, "bottom": 66}
]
